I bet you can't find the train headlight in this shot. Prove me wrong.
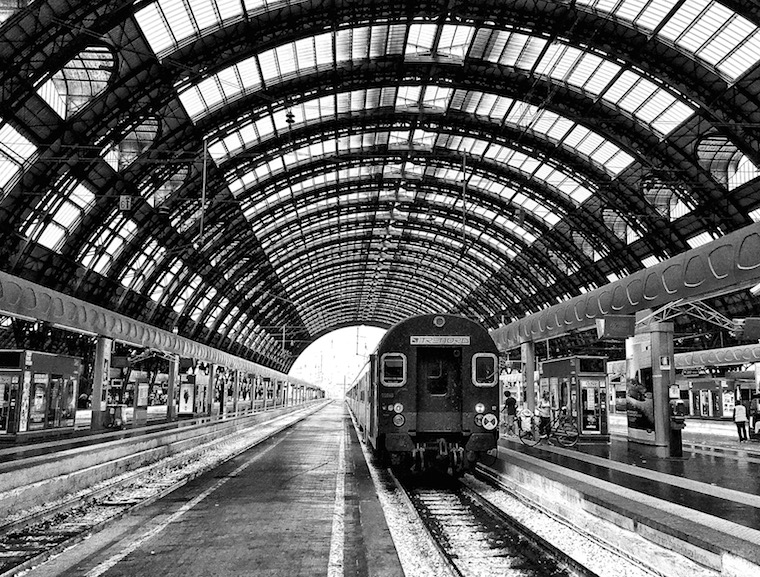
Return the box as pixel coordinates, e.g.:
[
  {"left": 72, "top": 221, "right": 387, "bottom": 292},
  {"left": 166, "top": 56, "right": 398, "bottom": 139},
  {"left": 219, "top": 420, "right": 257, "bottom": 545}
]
[
  {"left": 393, "top": 403, "right": 404, "bottom": 413},
  {"left": 433, "top": 315, "right": 446, "bottom": 327},
  {"left": 392, "top": 414, "right": 405, "bottom": 427},
  {"left": 475, "top": 403, "right": 485, "bottom": 414}
]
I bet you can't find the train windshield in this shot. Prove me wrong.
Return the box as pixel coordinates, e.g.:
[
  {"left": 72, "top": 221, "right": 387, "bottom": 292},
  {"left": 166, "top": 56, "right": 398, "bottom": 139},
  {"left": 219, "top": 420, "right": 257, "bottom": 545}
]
[{"left": 381, "top": 353, "right": 406, "bottom": 387}]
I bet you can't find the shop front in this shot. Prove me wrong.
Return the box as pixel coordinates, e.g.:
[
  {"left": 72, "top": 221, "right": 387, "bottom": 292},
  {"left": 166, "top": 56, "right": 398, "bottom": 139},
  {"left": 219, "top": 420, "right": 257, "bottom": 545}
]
[
  {"left": 0, "top": 350, "right": 81, "bottom": 436},
  {"left": 539, "top": 356, "right": 609, "bottom": 442}
]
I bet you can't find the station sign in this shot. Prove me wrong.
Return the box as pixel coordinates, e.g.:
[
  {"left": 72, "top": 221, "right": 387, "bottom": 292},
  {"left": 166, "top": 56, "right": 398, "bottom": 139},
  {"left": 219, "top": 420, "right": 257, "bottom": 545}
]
[
  {"left": 681, "top": 367, "right": 705, "bottom": 377},
  {"left": 410, "top": 335, "right": 470, "bottom": 345}
]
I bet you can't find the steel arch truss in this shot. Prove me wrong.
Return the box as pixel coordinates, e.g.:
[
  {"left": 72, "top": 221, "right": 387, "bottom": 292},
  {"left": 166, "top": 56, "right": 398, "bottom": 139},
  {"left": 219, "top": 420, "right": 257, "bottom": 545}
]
[{"left": 2, "top": 0, "right": 760, "bottom": 370}]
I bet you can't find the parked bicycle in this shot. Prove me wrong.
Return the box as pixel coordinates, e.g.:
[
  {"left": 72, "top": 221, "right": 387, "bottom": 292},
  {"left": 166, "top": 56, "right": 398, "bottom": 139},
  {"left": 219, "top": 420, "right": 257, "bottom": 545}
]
[{"left": 518, "top": 406, "right": 579, "bottom": 447}]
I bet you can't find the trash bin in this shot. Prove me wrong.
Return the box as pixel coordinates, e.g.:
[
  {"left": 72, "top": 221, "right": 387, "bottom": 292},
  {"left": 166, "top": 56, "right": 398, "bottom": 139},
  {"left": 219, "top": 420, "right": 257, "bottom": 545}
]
[{"left": 106, "top": 404, "right": 127, "bottom": 428}]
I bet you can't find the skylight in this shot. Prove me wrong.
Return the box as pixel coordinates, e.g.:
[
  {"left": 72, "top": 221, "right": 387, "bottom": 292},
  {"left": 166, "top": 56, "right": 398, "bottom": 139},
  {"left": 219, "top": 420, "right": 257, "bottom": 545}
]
[
  {"left": 23, "top": 181, "right": 96, "bottom": 252},
  {"left": 686, "top": 231, "right": 717, "bottom": 248},
  {"left": 224, "top": 130, "right": 594, "bottom": 213},
  {"left": 0, "top": 121, "right": 37, "bottom": 196},
  {"left": 135, "top": 0, "right": 245, "bottom": 57},
  {"left": 576, "top": 0, "right": 760, "bottom": 82},
  {"left": 175, "top": 22, "right": 694, "bottom": 137}
]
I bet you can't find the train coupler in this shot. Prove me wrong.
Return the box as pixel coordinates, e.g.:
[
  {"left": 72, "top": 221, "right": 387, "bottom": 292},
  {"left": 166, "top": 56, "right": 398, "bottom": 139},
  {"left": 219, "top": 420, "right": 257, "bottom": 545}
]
[
  {"left": 448, "top": 444, "right": 465, "bottom": 476},
  {"left": 437, "top": 438, "right": 448, "bottom": 456},
  {"left": 411, "top": 444, "right": 426, "bottom": 472}
]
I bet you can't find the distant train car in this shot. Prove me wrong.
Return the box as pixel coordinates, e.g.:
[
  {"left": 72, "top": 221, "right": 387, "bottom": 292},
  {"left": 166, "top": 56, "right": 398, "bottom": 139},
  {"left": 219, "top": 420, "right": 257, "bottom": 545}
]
[{"left": 346, "top": 314, "right": 499, "bottom": 474}]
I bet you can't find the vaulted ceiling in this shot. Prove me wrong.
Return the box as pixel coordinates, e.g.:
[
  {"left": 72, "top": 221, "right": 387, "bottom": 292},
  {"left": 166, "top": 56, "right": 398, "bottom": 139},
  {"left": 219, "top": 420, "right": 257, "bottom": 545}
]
[{"left": 2, "top": 0, "right": 760, "bottom": 371}]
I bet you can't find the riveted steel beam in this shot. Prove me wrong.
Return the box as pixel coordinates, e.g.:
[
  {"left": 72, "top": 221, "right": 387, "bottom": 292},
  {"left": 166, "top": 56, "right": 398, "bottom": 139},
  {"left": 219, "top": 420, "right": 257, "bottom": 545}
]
[
  {"left": 0, "top": 271, "right": 313, "bottom": 387},
  {"left": 491, "top": 223, "right": 760, "bottom": 351}
]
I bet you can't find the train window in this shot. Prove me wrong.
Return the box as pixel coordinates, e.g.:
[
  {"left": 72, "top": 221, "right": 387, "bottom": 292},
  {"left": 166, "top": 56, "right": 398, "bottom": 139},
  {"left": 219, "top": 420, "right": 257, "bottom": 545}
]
[
  {"left": 426, "top": 360, "right": 448, "bottom": 395},
  {"left": 472, "top": 353, "right": 498, "bottom": 387},
  {"left": 380, "top": 353, "right": 406, "bottom": 387}
]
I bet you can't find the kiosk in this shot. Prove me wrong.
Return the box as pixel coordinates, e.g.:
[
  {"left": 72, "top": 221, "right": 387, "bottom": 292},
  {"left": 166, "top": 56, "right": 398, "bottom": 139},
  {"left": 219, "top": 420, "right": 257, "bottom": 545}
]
[
  {"left": 0, "top": 350, "right": 82, "bottom": 437},
  {"left": 540, "top": 356, "right": 610, "bottom": 443}
]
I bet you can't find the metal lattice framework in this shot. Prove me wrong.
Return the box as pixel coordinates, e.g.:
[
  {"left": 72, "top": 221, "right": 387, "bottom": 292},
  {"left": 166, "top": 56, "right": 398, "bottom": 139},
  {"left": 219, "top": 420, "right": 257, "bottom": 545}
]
[{"left": 2, "top": 0, "right": 760, "bottom": 370}]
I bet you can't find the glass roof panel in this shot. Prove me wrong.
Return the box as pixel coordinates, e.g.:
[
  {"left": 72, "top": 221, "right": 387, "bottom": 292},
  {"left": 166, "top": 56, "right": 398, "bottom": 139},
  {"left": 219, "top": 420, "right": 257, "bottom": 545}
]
[
  {"left": 135, "top": 0, "right": 245, "bottom": 57},
  {"left": 438, "top": 24, "right": 475, "bottom": 59},
  {"left": 209, "top": 86, "right": 634, "bottom": 176},
  {"left": 178, "top": 22, "right": 693, "bottom": 136},
  {"left": 229, "top": 130, "right": 591, "bottom": 212},
  {"left": 407, "top": 24, "right": 437, "bottom": 54},
  {"left": 631, "top": 0, "right": 671, "bottom": 32},
  {"left": 177, "top": 87, "right": 205, "bottom": 119},
  {"left": 134, "top": 3, "right": 175, "bottom": 56},
  {"left": 119, "top": 240, "right": 165, "bottom": 293},
  {"left": 197, "top": 76, "right": 225, "bottom": 110},
  {"left": 535, "top": 46, "right": 693, "bottom": 137},
  {"left": 79, "top": 213, "right": 138, "bottom": 275},
  {"left": 23, "top": 180, "right": 96, "bottom": 252},
  {"left": 257, "top": 49, "right": 279, "bottom": 83},
  {"left": 189, "top": 0, "right": 219, "bottom": 31},
  {"left": 275, "top": 43, "right": 298, "bottom": 77},
  {"left": 157, "top": 0, "right": 195, "bottom": 46},
  {"left": 0, "top": 121, "right": 37, "bottom": 193},
  {"left": 217, "top": 66, "right": 242, "bottom": 99},
  {"left": 422, "top": 86, "right": 454, "bottom": 110},
  {"left": 577, "top": 0, "right": 760, "bottom": 82},
  {"left": 720, "top": 30, "right": 760, "bottom": 80},
  {"left": 217, "top": 0, "right": 244, "bottom": 20}
]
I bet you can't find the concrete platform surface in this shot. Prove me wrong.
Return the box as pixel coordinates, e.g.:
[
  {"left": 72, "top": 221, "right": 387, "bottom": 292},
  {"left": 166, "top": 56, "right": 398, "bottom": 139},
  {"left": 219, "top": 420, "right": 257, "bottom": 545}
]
[
  {"left": 497, "top": 416, "right": 760, "bottom": 572},
  {"left": 23, "top": 401, "right": 403, "bottom": 577}
]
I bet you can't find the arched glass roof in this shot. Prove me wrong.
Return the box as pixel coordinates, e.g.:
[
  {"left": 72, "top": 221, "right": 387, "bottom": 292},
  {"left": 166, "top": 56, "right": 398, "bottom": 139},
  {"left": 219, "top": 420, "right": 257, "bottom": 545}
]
[{"left": 1, "top": 0, "right": 760, "bottom": 370}]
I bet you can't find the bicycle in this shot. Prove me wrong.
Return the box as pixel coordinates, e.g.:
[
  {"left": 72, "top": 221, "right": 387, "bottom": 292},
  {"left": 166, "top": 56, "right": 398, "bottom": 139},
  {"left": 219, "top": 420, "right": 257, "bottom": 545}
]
[{"left": 518, "top": 407, "right": 579, "bottom": 447}]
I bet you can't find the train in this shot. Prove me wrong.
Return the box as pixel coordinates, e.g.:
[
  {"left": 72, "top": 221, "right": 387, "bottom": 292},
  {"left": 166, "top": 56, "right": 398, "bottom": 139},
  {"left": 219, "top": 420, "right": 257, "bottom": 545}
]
[{"left": 346, "top": 313, "right": 500, "bottom": 475}]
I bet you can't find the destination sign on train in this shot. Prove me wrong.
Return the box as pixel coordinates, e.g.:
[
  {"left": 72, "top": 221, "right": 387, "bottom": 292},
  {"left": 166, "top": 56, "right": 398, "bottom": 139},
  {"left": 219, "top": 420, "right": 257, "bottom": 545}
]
[{"left": 410, "top": 336, "right": 471, "bottom": 345}]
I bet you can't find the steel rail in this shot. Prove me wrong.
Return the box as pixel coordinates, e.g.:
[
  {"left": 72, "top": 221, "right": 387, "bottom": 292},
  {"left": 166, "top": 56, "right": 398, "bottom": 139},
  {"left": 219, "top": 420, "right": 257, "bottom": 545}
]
[{"left": 391, "top": 471, "right": 595, "bottom": 577}]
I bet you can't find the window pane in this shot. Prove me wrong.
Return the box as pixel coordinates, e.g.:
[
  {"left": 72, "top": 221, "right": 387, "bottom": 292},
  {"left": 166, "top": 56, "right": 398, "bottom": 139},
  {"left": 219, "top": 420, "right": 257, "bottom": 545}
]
[{"left": 382, "top": 354, "right": 405, "bottom": 386}]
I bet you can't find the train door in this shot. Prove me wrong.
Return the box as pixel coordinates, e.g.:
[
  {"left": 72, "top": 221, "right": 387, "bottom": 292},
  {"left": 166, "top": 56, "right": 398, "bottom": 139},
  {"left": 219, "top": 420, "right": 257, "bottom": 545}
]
[
  {"left": 369, "top": 375, "right": 377, "bottom": 441},
  {"left": 416, "top": 347, "right": 462, "bottom": 432}
]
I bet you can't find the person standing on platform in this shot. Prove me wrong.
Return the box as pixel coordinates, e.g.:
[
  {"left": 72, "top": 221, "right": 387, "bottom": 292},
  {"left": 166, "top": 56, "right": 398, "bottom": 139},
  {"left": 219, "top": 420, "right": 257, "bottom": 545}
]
[
  {"left": 750, "top": 394, "right": 760, "bottom": 438},
  {"left": 502, "top": 391, "right": 517, "bottom": 436},
  {"left": 538, "top": 392, "right": 552, "bottom": 438},
  {"left": 733, "top": 401, "right": 748, "bottom": 442}
]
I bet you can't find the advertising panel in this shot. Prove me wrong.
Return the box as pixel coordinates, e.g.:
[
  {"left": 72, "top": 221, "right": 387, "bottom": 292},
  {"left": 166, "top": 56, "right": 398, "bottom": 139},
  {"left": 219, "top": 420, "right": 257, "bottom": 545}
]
[
  {"left": 626, "top": 368, "right": 655, "bottom": 432},
  {"left": 179, "top": 382, "right": 194, "bottom": 414}
]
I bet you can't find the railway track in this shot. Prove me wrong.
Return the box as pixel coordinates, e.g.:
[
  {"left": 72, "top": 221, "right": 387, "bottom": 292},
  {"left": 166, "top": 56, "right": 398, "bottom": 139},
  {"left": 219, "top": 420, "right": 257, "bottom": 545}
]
[
  {"left": 0, "top": 411, "right": 309, "bottom": 577},
  {"left": 392, "top": 472, "right": 598, "bottom": 577}
]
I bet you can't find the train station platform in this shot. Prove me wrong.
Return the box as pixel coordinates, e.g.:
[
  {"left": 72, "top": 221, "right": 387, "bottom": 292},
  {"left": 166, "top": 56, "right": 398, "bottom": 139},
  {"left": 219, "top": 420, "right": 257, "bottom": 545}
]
[
  {"left": 495, "top": 417, "right": 760, "bottom": 577},
  {"left": 7, "top": 401, "right": 760, "bottom": 577},
  {"left": 16, "top": 401, "right": 404, "bottom": 577}
]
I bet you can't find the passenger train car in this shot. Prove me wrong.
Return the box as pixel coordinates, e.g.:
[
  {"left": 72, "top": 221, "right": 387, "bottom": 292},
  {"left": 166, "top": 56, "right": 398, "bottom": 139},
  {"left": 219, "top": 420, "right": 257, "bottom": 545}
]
[{"left": 346, "top": 314, "right": 500, "bottom": 474}]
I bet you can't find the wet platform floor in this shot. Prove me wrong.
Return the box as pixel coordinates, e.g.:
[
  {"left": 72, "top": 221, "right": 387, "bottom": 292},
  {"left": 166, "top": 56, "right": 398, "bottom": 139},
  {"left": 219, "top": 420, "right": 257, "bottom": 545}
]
[{"left": 501, "top": 432, "right": 760, "bottom": 533}]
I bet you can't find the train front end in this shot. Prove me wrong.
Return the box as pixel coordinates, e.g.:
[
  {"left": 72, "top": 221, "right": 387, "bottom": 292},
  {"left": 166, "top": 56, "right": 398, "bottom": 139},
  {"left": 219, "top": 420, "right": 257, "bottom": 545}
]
[{"left": 376, "top": 314, "right": 500, "bottom": 474}]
